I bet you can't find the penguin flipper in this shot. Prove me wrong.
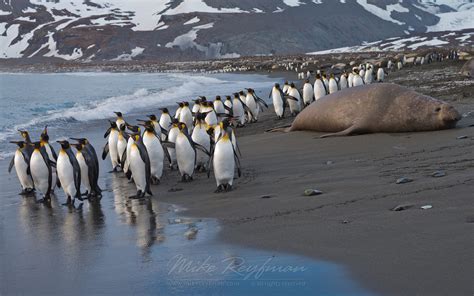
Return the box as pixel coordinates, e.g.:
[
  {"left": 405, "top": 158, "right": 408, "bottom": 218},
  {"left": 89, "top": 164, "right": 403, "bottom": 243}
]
[
  {"left": 284, "top": 95, "right": 298, "bottom": 101},
  {"left": 104, "top": 127, "right": 111, "bottom": 138},
  {"left": 50, "top": 146, "right": 58, "bottom": 160},
  {"left": 8, "top": 156, "right": 14, "bottom": 173},
  {"left": 233, "top": 148, "right": 242, "bottom": 178},
  {"left": 194, "top": 143, "right": 210, "bottom": 156},
  {"left": 102, "top": 142, "right": 109, "bottom": 160}
]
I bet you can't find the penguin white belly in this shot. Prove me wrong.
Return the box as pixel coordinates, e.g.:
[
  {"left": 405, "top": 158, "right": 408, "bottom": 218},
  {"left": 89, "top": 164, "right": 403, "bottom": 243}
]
[
  {"left": 272, "top": 91, "right": 284, "bottom": 117},
  {"left": 192, "top": 127, "right": 210, "bottom": 167},
  {"left": 124, "top": 137, "right": 134, "bottom": 174},
  {"left": 152, "top": 122, "right": 162, "bottom": 139},
  {"left": 224, "top": 101, "right": 232, "bottom": 114},
  {"left": 129, "top": 145, "right": 146, "bottom": 192},
  {"left": 328, "top": 80, "right": 338, "bottom": 94},
  {"left": 232, "top": 100, "right": 245, "bottom": 125},
  {"left": 213, "top": 140, "right": 235, "bottom": 186},
  {"left": 108, "top": 130, "right": 119, "bottom": 169},
  {"left": 57, "top": 152, "right": 76, "bottom": 198},
  {"left": 167, "top": 128, "right": 179, "bottom": 167},
  {"left": 377, "top": 68, "right": 384, "bottom": 82},
  {"left": 205, "top": 112, "right": 218, "bottom": 127},
  {"left": 353, "top": 75, "right": 364, "bottom": 87},
  {"left": 340, "top": 76, "right": 348, "bottom": 89},
  {"left": 214, "top": 102, "right": 225, "bottom": 119},
  {"left": 283, "top": 85, "right": 289, "bottom": 94},
  {"left": 14, "top": 151, "right": 34, "bottom": 190},
  {"left": 76, "top": 152, "right": 91, "bottom": 193},
  {"left": 303, "top": 84, "right": 313, "bottom": 105},
  {"left": 180, "top": 109, "right": 194, "bottom": 132},
  {"left": 288, "top": 89, "right": 301, "bottom": 113},
  {"left": 117, "top": 136, "right": 127, "bottom": 163},
  {"left": 246, "top": 95, "right": 258, "bottom": 121},
  {"left": 143, "top": 134, "right": 164, "bottom": 180},
  {"left": 213, "top": 125, "right": 221, "bottom": 143},
  {"left": 176, "top": 134, "right": 195, "bottom": 176},
  {"left": 30, "top": 151, "right": 49, "bottom": 196},
  {"left": 314, "top": 81, "right": 326, "bottom": 100},
  {"left": 348, "top": 73, "right": 354, "bottom": 87},
  {"left": 364, "top": 70, "right": 373, "bottom": 84}
]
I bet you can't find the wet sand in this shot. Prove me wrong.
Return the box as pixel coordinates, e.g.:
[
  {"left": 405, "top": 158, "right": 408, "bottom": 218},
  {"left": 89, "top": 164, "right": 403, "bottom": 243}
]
[{"left": 152, "top": 60, "right": 474, "bottom": 295}]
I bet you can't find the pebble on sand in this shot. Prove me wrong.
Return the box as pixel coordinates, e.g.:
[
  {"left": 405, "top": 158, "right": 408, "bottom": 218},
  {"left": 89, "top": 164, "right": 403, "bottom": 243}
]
[
  {"left": 396, "top": 177, "right": 413, "bottom": 184},
  {"left": 456, "top": 135, "right": 468, "bottom": 139},
  {"left": 431, "top": 171, "right": 446, "bottom": 178},
  {"left": 391, "top": 204, "right": 414, "bottom": 211},
  {"left": 421, "top": 205, "right": 433, "bottom": 210},
  {"left": 303, "top": 189, "right": 323, "bottom": 196}
]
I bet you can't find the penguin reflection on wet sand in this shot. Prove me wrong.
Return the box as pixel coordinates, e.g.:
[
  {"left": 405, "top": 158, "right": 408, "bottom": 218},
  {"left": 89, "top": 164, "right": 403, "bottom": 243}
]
[
  {"left": 9, "top": 140, "right": 35, "bottom": 195},
  {"left": 57, "top": 140, "right": 82, "bottom": 205}
]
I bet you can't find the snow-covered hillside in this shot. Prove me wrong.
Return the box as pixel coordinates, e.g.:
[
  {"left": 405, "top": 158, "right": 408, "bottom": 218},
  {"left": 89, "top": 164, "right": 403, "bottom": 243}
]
[{"left": 0, "top": 0, "right": 472, "bottom": 61}]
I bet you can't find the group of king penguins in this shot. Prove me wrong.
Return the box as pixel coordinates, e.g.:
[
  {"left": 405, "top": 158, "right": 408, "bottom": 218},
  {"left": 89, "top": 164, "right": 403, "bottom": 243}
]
[
  {"left": 8, "top": 127, "right": 101, "bottom": 205},
  {"left": 269, "top": 63, "right": 388, "bottom": 118},
  {"left": 102, "top": 89, "right": 267, "bottom": 197}
]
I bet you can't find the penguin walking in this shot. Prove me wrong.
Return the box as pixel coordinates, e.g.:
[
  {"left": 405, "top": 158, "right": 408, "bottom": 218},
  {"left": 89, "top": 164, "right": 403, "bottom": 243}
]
[
  {"left": 202, "top": 101, "right": 218, "bottom": 127},
  {"left": 282, "top": 81, "right": 290, "bottom": 94},
  {"left": 224, "top": 96, "right": 233, "bottom": 115},
  {"left": 175, "top": 123, "right": 209, "bottom": 182},
  {"left": 123, "top": 125, "right": 139, "bottom": 179},
  {"left": 29, "top": 141, "right": 54, "bottom": 202},
  {"left": 213, "top": 96, "right": 226, "bottom": 122},
  {"left": 348, "top": 71, "right": 355, "bottom": 88},
  {"left": 8, "top": 141, "right": 34, "bottom": 194},
  {"left": 138, "top": 115, "right": 163, "bottom": 139},
  {"left": 141, "top": 122, "right": 165, "bottom": 184},
  {"left": 175, "top": 102, "right": 184, "bottom": 120},
  {"left": 192, "top": 98, "right": 202, "bottom": 118},
  {"left": 302, "top": 79, "right": 314, "bottom": 107},
  {"left": 159, "top": 108, "right": 172, "bottom": 141},
  {"left": 377, "top": 67, "right": 386, "bottom": 82},
  {"left": 352, "top": 69, "right": 364, "bottom": 87},
  {"left": 314, "top": 74, "right": 327, "bottom": 100},
  {"left": 269, "top": 83, "right": 286, "bottom": 119},
  {"left": 210, "top": 120, "right": 241, "bottom": 193},
  {"left": 179, "top": 102, "right": 194, "bottom": 133},
  {"left": 192, "top": 113, "right": 212, "bottom": 172},
  {"left": 102, "top": 120, "right": 120, "bottom": 172},
  {"left": 56, "top": 140, "right": 82, "bottom": 205},
  {"left": 128, "top": 134, "right": 152, "bottom": 198},
  {"left": 245, "top": 88, "right": 268, "bottom": 122},
  {"left": 18, "top": 130, "right": 34, "bottom": 159},
  {"left": 328, "top": 74, "right": 339, "bottom": 94},
  {"left": 364, "top": 66, "right": 373, "bottom": 84},
  {"left": 287, "top": 83, "right": 302, "bottom": 116},
  {"left": 116, "top": 123, "right": 129, "bottom": 166},
  {"left": 71, "top": 141, "right": 101, "bottom": 199}
]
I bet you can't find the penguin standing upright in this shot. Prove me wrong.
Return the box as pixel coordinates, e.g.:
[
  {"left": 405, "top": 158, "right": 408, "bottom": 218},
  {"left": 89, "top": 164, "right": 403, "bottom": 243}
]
[
  {"left": 269, "top": 83, "right": 286, "bottom": 119},
  {"left": 18, "top": 130, "right": 34, "bottom": 159},
  {"left": 175, "top": 123, "right": 209, "bottom": 182},
  {"left": 302, "top": 79, "right": 314, "bottom": 107},
  {"left": 314, "top": 74, "right": 327, "bottom": 100},
  {"left": 8, "top": 141, "right": 34, "bottom": 194},
  {"left": 245, "top": 88, "right": 267, "bottom": 122},
  {"left": 29, "top": 141, "right": 54, "bottom": 202},
  {"left": 159, "top": 108, "right": 172, "bottom": 141},
  {"left": 123, "top": 125, "right": 140, "bottom": 179},
  {"left": 364, "top": 65, "right": 373, "bottom": 84},
  {"left": 352, "top": 69, "right": 364, "bottom": 87},
  {"left": 339, "top": 72, "right": 349, "bottom": 89},
  {"left": 192, "top": 98, "right": 202, "bottom": 118},
  {"left": 70, "top": 137, "right": 101, "bottom": 196},
  {"left": 287, "top": 83, "right": 301, "bottom": 116},
  {"left": 213, "top": 96, "right": 225, "bottom": 122},
  {"left": 348, "top": 71, "right": 355, "bottom": 88},
  {"left": 141, "top": 122, "right": 165, "bottom": 184},
  {"left": 72, "top": 143, "right": 94, "bottom": 198},
  {"left": 322, "top": 73, "right": 329, "bottom": 90},
  {"left": 203, "top": 101, "right": 218, "bottom": 127},
  {"left": 116, "top": 123, "right": 129, "bottom": 166},
  {"left": 179, "top": 102, "right": 194, "bottom": 133},
  {"left": 232, "top": 93, "right": 247, "bottom": 126},
  {"left": 210, "top": 120, "right": 241, "bottom": 193},
  {"left": 56, "top": 140, "right": 82, "bottom": 205},
  {"left": 138, "top": 115, "right": 162, "bottom": 139},
  {"left": 102, "top": 120, "right": 120, "bottom": 172},
  {"left": 166, "top": 119, "right": 180, "bottom": 169},
  {"left": 128, "top": 133, "right": 152, "bottom": 198},
  {"left": 192, "top": 113, "right": 211, "bottom": 172},
  {"left": 114, "top": 112, "right": 126, "bottom": 129},
  {"left": 224, "top": 96, "right": 233, "bottom": 115},
  {"left": 377, "top": 67, "right": 386, "bottom": 82},
  {"left": 40, "top": 126, "right": 58, "bottom": 190},
  {"left": 328, "top": 74, "right": 339, "bottom": 94},
  {"left": 282, "top": 81, "right": 290, "bottom": 94}
]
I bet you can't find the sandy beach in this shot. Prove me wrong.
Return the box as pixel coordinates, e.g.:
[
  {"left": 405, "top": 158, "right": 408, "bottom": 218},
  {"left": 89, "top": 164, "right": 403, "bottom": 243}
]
[{"left": 149, "top": 59, "right": 474, "bottom": 295}]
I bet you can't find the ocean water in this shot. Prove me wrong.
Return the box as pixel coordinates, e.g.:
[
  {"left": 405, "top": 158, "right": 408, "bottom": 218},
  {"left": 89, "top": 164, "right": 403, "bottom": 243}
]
[{"left": 0, "top": 72, "right": 274, "bottom": 159}]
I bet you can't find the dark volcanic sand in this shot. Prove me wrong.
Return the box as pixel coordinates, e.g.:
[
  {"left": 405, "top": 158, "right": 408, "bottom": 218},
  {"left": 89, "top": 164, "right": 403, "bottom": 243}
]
[{"left": 154, "top": 60, "right": 474, "bottom": 295}]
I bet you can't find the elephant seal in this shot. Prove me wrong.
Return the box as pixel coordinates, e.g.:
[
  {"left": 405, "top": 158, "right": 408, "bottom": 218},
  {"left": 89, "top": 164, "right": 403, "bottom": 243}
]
[
  {"left": 274, "top": 83, "right": 461, "bottom": 137},
  {"left": 460, "top": 59, "right": 473, "bottom": 78}
]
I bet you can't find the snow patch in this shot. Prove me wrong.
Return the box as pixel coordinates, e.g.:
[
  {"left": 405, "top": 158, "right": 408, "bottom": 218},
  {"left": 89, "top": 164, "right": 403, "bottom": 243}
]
[
  {"left": 356, "top": 0, "right": 408, "bottom": 25},
  {"left": 164, "top": 0, "right": 245, "bottom": 15},
  {"left": 428, "top": 10, "right": 474, "bottom": 32},
  {"left": 284, "top": 0, "right": 304, "bottom": 7},
  {"left": 111, "top": 46, "right": 144, "bottom": 61},
  {"left": 183, "top": 16, "right": 200, "bottom": 25}
]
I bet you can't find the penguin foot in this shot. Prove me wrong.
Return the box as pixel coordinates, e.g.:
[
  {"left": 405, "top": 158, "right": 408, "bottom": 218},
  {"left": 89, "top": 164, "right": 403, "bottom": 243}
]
[
  {"left": 224, "top": 184, "right": 233, "bottom": 192},
  {"left": 181, "top": 174, "right": 193, "bottom": 182},
  {"left": 151, "top": 177, "right": 160, "bottom": 185},
  {"left": 214, "top": 185, "right": 224, "bottom": 193}
]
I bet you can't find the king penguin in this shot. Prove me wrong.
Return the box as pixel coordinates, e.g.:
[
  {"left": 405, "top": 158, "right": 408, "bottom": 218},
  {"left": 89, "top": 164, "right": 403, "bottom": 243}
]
[
  {"left": 339, "top": 72, "right": 349, "bottom": 89},
  {"left": 40, "top": 126, "right": 58, "bottom": 190},
  {"left": 328, "top": 73, "right": 339, "bottom": 94},
  {"left": 114, "top": 111, "right": 126, "bottom": 129},
  {"left": 141, "top": 122, "right": 165, "bottom": 185},
  {"left": 352, "top": 69, "right": 364, "bottom": 87},
  {"left": 128, "top": 133, "right": 152, "bottom": 198},
  {"left": 57, "top": 140, "right": 82, "bottom": 205},
  {"left": 314, "top": 74, "right": 327, "bottom": 100},
  {"left": 213, "top": 96, "right": 226, "bottom": 122},
  {"left": 103, "top": 120, "right": 120, "bottom": 172},
  {"left": 179, "top": 102, "right": 194, "bottom": 133},
  {"left": 29, "top": 141, "right": 54, "bottom": 202},
  {"left": 282, "top": 81, "right": 290, "bottom": 94},
  {"left": 175, "top": 123, "right": 209, "bottom": 182},
  {"left": 70, "top": 137, "right": 101, "bottom": 197},
  {"left": 9, "top": 141, "right": 34, "bottom": 194},
  {"left": 245, "top": 88, "right": 267, "bottom": 122},
  {"left": 72, "top": 142, "right": 94, "bottom": 199},
  {"left": 302, "top": 79, "right": 314, "bottom": 107},
  {"left": 269, "top": 83, "right": 286, "bottom": 119},
  {"left": 287, "top": 83, "right": 302, "bottom": 116},
  {"left": 166, "top": 119, "right": 180, "bottom": 169},
  {"left": 191, "top": 113, "right": 212, "bottom": 172},
  {"left": 159, "top": 108, "right": 172, "bottom": 141},
  {"left": 210, "top": 120, "right": 241, "bottom": 193},
  {"left": 232, "top": 93, "right": 247, "bottom": 127},
  {"left": 224, "top": 96, "right": 233, "bottom": 115}
]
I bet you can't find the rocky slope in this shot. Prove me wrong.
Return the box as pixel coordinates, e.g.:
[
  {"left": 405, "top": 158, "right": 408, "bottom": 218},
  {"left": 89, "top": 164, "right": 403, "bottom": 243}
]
[{"left": 0, "top": 0, "right": 473, "bottom": 61}]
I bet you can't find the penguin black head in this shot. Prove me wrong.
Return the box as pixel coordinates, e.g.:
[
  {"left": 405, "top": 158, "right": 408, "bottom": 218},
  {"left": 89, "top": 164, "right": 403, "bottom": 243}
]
[
  {"left": 274, "top": 83, "right": 280, "bottom": 88},
  {"left": 315, "top": 74, "right": 321, "bottom": 79},
  {"left": 225, "top": 95, "right": 231, "bottom": 101},
  {"left": 40, "top": 127, "right": 50, "bottom": 142},
  {"left": 70, "top": 137, "right": 88, "bottom": 145},
  {"left": 160, "top": 107, "right": 169, "bottom": 114},
  {"left": 290, "top": 82, "right": 295, "bottom": 88},
  {"left": 178, "top": 122, "right": 188, "bottom": 133},
  {"left": 239, "top": 90, "right": 245, "bottom": 95},
  {"left": 119, "top": 123, "right": 127, "bottom": 131},
  {"left": 57, "top": 140, "right": 70, "bottom": 150},
  {"left": 18, "top": 130, "right": 29, "bottom": 140},
  {"left": 215, "top": 95, "right": 221, "bottom": 101},
  {"left": 233, "top": 93, "right": 239, "bottom": 98},
  {"left": 114, "top": 111, "right": 123, "bottom": 117},
  {"left": 127, "top": 124, "right": 139, "bottom": 133},
  {"left": 142, "top": 122, "right": 155, "bottom": 133},
  {"left": 193, "top": 98, "right": 201, "bottom": 104},
  {"left": 195, "top": 112, "right": 206, "bottom": 121},
  {"left": 305, "top": 79, "right": 309, "bottom": 83},
  {"left": 71, "top": 143, "right": 83, "bottom": 151},
  {"left": 108, "top": 120, "right": 118, "bottom": 129},
  {"left": 10, "top": 140, "right": 26, "bottom": 149},
  {"left": 184, "top": 102, "right": 190, "bottom": 107},
  {"left": 177, "top": 102, "right": 184, "bottom": 107},
  {"left": 147, "top": 114, "right": 157, "bottom": 121},
  {"left": 284, "top": 81, "right": 289, "bottom": 85},
  {"left": 246, "top": 88, "right": 254, "bottom": 93},
  {"left": 31, "top": 141, "right": 42, "bottom": 150}
]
